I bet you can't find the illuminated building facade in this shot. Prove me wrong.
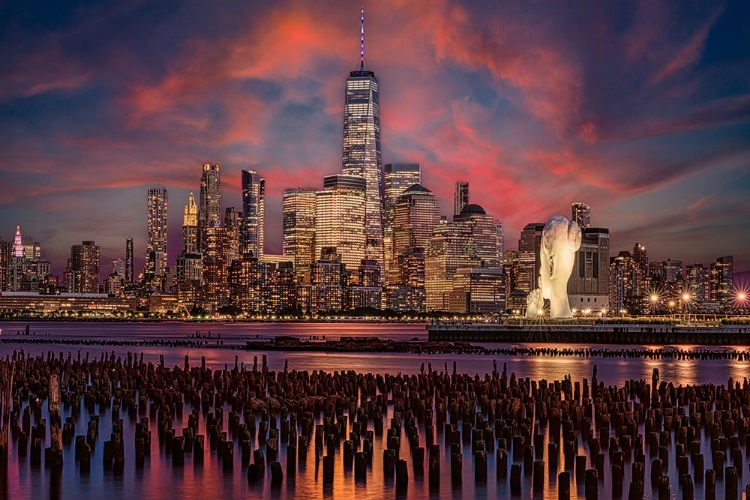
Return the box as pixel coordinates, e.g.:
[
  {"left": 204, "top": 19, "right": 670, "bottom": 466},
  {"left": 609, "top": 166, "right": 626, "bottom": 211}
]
[
  {"left": 710, "top": 255, "right": 733, "bottom": 307},
  {"left": 425, "top": 221, "right": 479, "bottom": 311},
  {"left": 315, "top": 175, "right": 366, "bottom": 278},
  {"left": 449, "top": 268, "right": 506, "bottom": 314},
  {"left": 224, "top": 207, "right": 242, "bottom": 265},
  {"left": 686, "top": 263, "right": 709, "bottom": 303},
  {"left": 282, "top": 188, "right": 317, "bottom": 285},
  {"left": 453, "top": 204, "right": 500, "bottom": 269},
  {"left": 349, "top": 258, "right": 382, "bottom": 309},
  {"left": 242, "top": 170, "right": 264, "bottom": 258},
  {"left": 384, "top": 163, "right": 421, "bottom": 286},
  {"left": 201, "top": 224, "right": 228, "bottom": 311},
  {"left": 125, "top": 237, "right": 134, "bottom": 283},
  {"left": 198, "top": 163, "right": 221, "bottom": 252},
  {"left": 182, "top": 192, "right": 198, "bottom": 255},
  {"left": 571, "top": 202, "right": 591, "bottom": 229},
  {"left": 145, "top": 187, "right": 168, "bottom": 290},
  {"left": 311, "top": 248, "right": 346, "bottom": 313},
  {"left": 568, "top": 228, "right": 610, "bottom": 313},
  {"left": 341, "top": 10, "right": 384, "bottom": 267},
  {"left": 496, "top": 221, "right": 504, "bottom": 265},
  {"left": 69, "top": 241, "right": 100, "bottom": 294},
  {"left": 516, "top": 223, "right": 545, "bottom": 293},
  {"left": 388, "top": 184, "right": 440, "bottom": 311},
  {"left": 609, "top": 251, "right": 638, "bottom": 315},
  {"left": 454, "top": 181, "right": 469, "bottom": 217}
]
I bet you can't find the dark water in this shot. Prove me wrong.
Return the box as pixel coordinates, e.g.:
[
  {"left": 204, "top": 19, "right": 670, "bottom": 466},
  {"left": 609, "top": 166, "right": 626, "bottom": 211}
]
[{"left": 1, "top": 321, "right": 749, "bottom": 499}]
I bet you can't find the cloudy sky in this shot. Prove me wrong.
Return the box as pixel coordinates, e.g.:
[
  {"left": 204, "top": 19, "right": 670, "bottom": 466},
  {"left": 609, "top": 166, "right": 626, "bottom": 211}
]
[{"left": 1, "top": 0, "right": 749, "bottom": 277}]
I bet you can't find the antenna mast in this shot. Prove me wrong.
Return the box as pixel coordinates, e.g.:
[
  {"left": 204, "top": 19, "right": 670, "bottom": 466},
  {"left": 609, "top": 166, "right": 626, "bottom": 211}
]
[{"left": 360, "top": 7, "right": 365, "bottom": 70}]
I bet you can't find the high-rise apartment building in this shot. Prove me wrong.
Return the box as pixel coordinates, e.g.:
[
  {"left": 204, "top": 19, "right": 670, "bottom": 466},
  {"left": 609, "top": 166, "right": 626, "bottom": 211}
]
[
  {"left": 224, "top": 207, "right": 243, "bottom": 265},
  {"left": 495, "top": 221, "right": 504, "bottom": 265},
  {"left": 241, "top": 170, "right": 264, "bottom": 258},
  {"left": 198, "top": 163, "right": 221, "bottom": 252},
  {"left": 710, "top": 255, "right": 733, "bottom": 306},
  {"left": 315, "top": 175, "right": 366, "bottom": 277},
  {"left": 125, "top": 237, "right": 134, "bottom": 283},
  {"left": 686, "top": 263, "right": 709, "bottom": 303},
  {"left": 454, "top": 181, "right": 469, "bottom": 217},
  {"left": 70, "top": 241, "right": 100, "bottom": 293},
  {"left": 341, "top": 9, "right": 383, "bottom": 266},
  {"left": 609, "top": 251, "right": 638, "bottom": 315},
  {"left": 182, "top": 192, "right": 198, "bottom": 255},
  {"left": 516, "top": 223, "right": 545, "bottom": 293},
  {"left": 632, "top": 242, "right": 649, "bottom": 295},
  {"left": 572, "top": 202, "right": 591, "bottom": 229},
  {"left": 282, "top": 188, "right": 317, "bottom": 285},
  {"left": 145, "top": 187, "right": 168, "bottom": 290}
]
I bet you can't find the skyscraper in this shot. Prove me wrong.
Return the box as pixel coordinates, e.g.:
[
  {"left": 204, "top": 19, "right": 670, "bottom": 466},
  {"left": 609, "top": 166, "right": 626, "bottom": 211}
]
[
  {"left": 315, "top": 175, "right": 366, "bottom": 276},
  {"left": 283, "top": 188, "right": 317, "bottom": 285},
  {"left": 453, "top": 204, "right": 500, "bottom": 269},
  {"left": 569, "top": 227, "right": 610, "bottom": 313},
  {"left": 389, "top": 184, "right": 441, "bottom": 311},
  {"left": 454, "top": 181, "right": 469, "bottom": 217},
  {"left": 198, "top": 163, "right": 221, "bottom": 252},
  {"left": 145, "top": 187, "right": 168, "bottom": 289},
  {"left": 341, "top": 8, "right": 383, "bottom": 267},
  {"left": 384, "top": 164, "right": 421, "bottom": 213},
  {"left": 241, "top": 169, "right": 265, "bottom": 258},
  {"left": 70, "top": 241, "right": 100, "bottom": 293},
  {"left": 495, "top": 221, "right": 504, "bottom": 265},
  {"left": 384, "top": 163, "right": 421, "bottom": 286},
  {"left": 710, "top": 255, "right": 733, "bottom": 307},
  {"left": 516, "top": 223, "right": 545, "bottom": 293},
  {"left": 425, "top": 220, "right": 480, "bottom": 311},
  {"left": 182, "top": 192, "right": 198, "bottom": 255},
  {"left": 572, "top": 202, "right": 591, "bottom": 229},
  {"left": 224, "top": 207, "right": 243, "bottom": 264},
  {"left": 686, "top": 263, "right": 709, "bottom": 303},
  {"left": 125, "top": 237, "right": 134, "bottom": 283},
  {"left": 12, "top": 225, "right": 24, "bottom": 258}
]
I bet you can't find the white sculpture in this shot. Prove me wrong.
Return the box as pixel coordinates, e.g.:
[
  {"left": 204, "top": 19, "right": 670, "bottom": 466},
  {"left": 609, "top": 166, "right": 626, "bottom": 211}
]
[{"left": 526, "top": 215, "right": 582, "bottom": 319}]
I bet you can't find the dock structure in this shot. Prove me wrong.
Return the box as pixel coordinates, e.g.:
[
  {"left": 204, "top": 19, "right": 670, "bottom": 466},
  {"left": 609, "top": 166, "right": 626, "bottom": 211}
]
[{"left": 427, "top": 322, "right": 750, "bottom": 345}]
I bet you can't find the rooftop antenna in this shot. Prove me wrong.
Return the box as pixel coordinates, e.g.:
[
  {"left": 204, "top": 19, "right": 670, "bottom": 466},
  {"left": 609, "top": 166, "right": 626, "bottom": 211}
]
[{"left": 360, "top": 6, "right": 365, "bottom": 70}]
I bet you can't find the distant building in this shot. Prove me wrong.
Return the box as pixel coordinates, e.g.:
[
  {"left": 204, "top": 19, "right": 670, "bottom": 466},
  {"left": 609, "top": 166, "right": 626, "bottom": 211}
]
[
  {"left": 311, "top": 248, "right": 346, "bottom": 313},
  {"left": 145, "top": 187, "right": 168, "bottom": 290},
  {"left": 449, "top": 268, "right": 506, "bottom": 315},
  {"left": 314, "top": 175, "right": 366, "bottom": 278},
  {"left": 182, "top": 193, "right": 198, "bottom": 255},
  {"left": 609, "top": 251, "right": 638, "bottom": 315},
  {"left": 341, "top": 14, "right": 384, "bottom": 268},
  {"left": 571, "top": 202, "right": 591, "bottom": 229},
  {"left": 453, "top": 181, "right": 469, "bottom": 217},
  {"left": 516, "top": 223, "right": 545, "bottom": 293},
  {"left": 282, "top": 188, "right": 317, "bottom": 285},
  {"left": 241, "top": 169, "right": 264, "bottom": 258},
  {"left": 384, "top": 163, "right": 421, "bottom": 286},
  {"left": 125, "top": 237, "right": 134, "bottom": 283},
  {"left": 425, "top": 220, "right": 480, "bottom": 311},
  {"left": 710, "top": 255, "right": 733, "bottom": 307},
  {"left": 453, "top": 204, "right": 500, "bottom": 269},
  {"left": 198, "top": 163, "right": 221, "bottom": 253},
  {"left": 68, "top": 241, "right": 101, "bottom": 294},
  {"left": 0, "top": 292, "right": 136, "bottom": 314},
  {"left": 568, "top": 228, "right": 610, "bottom": 313},
  {"left": 686, "top": 263, "right": 709, "bottom": 303}
]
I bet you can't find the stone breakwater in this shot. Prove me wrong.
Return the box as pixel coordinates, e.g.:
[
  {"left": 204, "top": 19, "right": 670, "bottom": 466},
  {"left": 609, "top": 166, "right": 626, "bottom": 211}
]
[{"left": 2, "top": 351, "right": 750, "bottom": 498}]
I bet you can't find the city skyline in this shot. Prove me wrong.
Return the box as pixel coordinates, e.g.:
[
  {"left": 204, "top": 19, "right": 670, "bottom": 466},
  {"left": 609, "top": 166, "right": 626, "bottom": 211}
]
[{"left": 1, "top": 1, "right": 750, "bottom": 276}]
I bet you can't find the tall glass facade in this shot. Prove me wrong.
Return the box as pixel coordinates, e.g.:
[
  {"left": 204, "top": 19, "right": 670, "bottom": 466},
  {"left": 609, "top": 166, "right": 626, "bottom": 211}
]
[
  {"left": 342, "top": 69, "right": 383, "bottom": 267},
  {"left": 146, "top": 187, "right": 168, "bottom": 289},
  {"left": 315, "top": 175, "right": 366, "bottom": 276},
  {"left": 198, "top": 163, "right": 221, "bottom": 253},
  {"left": 242, "top": 170, "right": 265, "bottom": 258},
  {"left": 283, "top": 188, "right": 317, "bottom": 285}
]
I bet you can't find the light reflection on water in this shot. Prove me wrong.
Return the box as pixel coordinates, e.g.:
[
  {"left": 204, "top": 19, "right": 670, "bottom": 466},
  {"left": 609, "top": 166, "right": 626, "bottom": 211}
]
[{"left": 1, "top": 321, "right": 749, "bottom": 499}]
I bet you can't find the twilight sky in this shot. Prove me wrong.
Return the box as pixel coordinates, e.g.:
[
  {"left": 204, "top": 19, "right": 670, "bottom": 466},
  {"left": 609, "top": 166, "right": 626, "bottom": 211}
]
[{"left": 1, "top": 0, "right": 749, "bottom": 278}]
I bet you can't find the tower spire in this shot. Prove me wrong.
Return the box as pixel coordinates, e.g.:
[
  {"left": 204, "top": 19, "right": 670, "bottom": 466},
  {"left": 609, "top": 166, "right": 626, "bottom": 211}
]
[{"left": 360, "top": 6, "right": 365, "bottom": 70}]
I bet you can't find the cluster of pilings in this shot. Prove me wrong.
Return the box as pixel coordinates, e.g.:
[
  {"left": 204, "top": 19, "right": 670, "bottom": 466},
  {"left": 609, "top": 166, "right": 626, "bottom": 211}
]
[{"left": 4, "top": 350, "right": 750, "bottom": 498}]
